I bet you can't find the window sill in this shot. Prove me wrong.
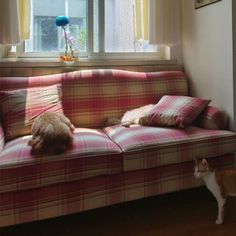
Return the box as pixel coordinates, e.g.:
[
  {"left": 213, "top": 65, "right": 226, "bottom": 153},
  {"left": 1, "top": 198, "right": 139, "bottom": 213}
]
[{"left": 0, "top": 58, "right": 177, "bottom": 68}]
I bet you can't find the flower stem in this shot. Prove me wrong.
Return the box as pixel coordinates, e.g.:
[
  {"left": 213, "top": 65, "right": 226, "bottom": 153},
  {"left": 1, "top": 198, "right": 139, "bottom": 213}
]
[{"left": 63, "top": 26, "right": 68, "bottom": 56}]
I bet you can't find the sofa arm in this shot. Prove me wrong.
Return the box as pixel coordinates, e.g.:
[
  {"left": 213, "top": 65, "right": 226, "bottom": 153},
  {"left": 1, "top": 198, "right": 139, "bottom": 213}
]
[
  {"left": 0, "top": 123, "right": 5, "bottom": 152},
  {"left": 195, "top": 106, "right": 228, "bottom": 130}
]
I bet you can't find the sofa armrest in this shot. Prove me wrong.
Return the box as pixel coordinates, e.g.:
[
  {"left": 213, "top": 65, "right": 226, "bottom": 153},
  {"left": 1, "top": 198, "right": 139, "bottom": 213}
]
[
  {"left": 195, "top": 106, "right": 228, "bottom": 130},
  {"left": 0, "top": 123, "right": 5, "bottom": 152}
]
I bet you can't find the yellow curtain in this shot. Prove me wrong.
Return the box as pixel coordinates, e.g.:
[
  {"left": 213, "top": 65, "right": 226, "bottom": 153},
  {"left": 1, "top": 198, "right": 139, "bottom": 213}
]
[
  {"left": 19, "top": 0, "right": 31, "bottom": 41},
  {"left": 135, "top": 0, "right": 149, "bottom": 40},
  {"left": 0, "top": 0, "right": 30, "bottom": 45}
]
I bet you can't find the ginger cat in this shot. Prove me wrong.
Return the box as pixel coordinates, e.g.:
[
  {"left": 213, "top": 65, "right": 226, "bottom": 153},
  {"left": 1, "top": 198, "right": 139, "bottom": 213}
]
[
  {"left": 28, "top": 112, "right": 75, "bottom": 155},
  {"left": 105, "top": 104, "right": 154, "bottom": 127},
  {"left": 194, "top": 158, "right": 236, "bottom": 224}
]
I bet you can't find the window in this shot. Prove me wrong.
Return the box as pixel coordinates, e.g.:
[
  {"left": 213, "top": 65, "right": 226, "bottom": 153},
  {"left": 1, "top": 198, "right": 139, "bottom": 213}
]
[
  {"left": 22, "top": 0, "right": 159, "bottom": 59},
  {"left": 25, "top": 0, "right": 87, "bottom": 54},
  {"left": 103, "top": 0, "right": 157, "bottom": 53}
]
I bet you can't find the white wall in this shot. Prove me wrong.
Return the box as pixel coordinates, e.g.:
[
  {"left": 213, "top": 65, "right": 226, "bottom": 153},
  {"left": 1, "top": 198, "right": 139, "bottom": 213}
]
[{"left": 182, "top": 0, "right": 234, "bottom": 129}]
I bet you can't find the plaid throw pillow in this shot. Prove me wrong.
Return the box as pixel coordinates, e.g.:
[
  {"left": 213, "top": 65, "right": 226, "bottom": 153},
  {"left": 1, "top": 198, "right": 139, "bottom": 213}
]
[
  {"left": 0, "top": 85, "right": 63, "bottom": 141},
  {"left": 140, "top": 95, "right": 210, "bottom": 128}
]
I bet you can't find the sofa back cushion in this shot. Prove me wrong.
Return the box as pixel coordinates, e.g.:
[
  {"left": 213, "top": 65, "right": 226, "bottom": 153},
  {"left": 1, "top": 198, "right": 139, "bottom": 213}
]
[
  {"left": 0, "top": 85, "right": 63, "bottom": 141},
  {"left": 0, "top": 69, "right": 188, "bottom": 134},
  {"left": 61, "top": 70, "right": 188, "bottom": 128}
]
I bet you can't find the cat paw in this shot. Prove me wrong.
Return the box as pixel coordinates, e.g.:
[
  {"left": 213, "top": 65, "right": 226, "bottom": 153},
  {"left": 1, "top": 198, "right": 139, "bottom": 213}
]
[
  {"left": 215, "top": 219, "right": 223, "bottom": 224},
  {"left": 121, "top": 122, "right": 131, "bottom": 127}
]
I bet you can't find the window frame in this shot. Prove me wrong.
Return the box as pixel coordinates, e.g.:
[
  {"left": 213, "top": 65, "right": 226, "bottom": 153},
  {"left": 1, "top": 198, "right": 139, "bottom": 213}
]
[{"left": 5, "top": 0, "right": 164, "bottom": 61}]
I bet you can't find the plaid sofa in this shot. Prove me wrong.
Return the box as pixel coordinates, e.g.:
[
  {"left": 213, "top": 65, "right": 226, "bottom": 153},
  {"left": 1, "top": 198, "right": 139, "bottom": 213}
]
[{"left": 0, "top": 69, "right": 236, "bottom": 227}]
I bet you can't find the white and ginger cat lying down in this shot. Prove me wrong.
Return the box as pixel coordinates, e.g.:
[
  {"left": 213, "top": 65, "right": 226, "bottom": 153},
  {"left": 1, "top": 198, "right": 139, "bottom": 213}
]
[
  {"left": 28, "top": 112, "right": 75, "bottom": 155},
  {"left": 105, "top": 104, "right": 155, "bottom": 127},
  {"left": 194, "top": 158, "right": 236, "bottom": 224}
]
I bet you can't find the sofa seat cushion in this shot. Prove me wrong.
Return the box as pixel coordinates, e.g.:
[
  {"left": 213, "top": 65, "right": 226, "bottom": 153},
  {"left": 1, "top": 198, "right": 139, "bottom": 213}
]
[
  {"left": 0, "top": 128, "right": 122, "bottom": 193},
  {"left": 103, "top": 125, "right": 236, "bottom": 171}
]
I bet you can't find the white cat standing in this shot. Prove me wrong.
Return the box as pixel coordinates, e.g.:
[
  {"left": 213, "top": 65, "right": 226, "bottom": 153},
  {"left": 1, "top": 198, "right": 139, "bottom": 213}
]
[{"left": 194, "top": 158, "right": 236, "bottom": 224}]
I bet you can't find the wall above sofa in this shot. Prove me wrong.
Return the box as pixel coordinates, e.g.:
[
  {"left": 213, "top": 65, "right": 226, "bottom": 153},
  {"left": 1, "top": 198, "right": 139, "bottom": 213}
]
[{"left": 182, "top": 0, "right": 235, "bottom": 130}]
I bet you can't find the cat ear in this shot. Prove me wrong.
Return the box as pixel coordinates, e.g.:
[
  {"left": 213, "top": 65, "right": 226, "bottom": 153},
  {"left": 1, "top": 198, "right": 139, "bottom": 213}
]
[
  {"left": 201, "top": 158, "right": 209, "bottom": 167},
  {"left": 194, "top": 158, "right": 201, "bottom": 164}
]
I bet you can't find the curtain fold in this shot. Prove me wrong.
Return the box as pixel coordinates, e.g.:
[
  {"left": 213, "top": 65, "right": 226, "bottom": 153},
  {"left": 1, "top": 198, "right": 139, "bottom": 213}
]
[
  {"left": 135, "top": 0, "right": 149, "bottom": 41},
  {"left": 19, "top": 0, "right": 31, "bottom": 41},
  {"left": 148, "top": 0, "right": 181, "bottom": 46},
  {"left": 0, "top": 0, "right": 31, "bottom": 45}
]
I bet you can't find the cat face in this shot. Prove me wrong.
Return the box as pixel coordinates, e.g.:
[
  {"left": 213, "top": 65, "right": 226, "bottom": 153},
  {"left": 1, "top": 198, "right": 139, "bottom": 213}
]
[{"left": 194, "top": 158, "right": 210, "bottom": 178}]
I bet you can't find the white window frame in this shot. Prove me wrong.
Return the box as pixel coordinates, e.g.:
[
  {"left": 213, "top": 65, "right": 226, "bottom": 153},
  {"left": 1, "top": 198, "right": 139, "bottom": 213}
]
[{"left": 4, "top": 0, "right": 164, "bottom": 61}]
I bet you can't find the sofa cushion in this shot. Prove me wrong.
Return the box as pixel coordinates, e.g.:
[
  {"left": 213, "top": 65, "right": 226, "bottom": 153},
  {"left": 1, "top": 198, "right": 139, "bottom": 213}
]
[
  {"left": 103, "top": 125, "right": 236, "bottom": 171},
  {"left": 195, "top": 106, "right": 228, "bottom": 130},
  {"left": 140, "top": 95, "right": 210, "bottom": 128},
  {"left": 61, "top": 70, "right": 188, "bottom": 128},
  {"left": 0, "top": 85, "right": 63, "bottom": 141},
  {"left": 0, "top": 128, "right": 122, "bottom": 193}
]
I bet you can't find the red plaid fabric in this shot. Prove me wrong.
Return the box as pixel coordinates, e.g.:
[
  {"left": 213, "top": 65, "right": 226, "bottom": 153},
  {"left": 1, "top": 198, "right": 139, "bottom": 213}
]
[
  {"left": 103, "top": 125, "right": 236, "bottom": 171},
  {"left": 0, "top": 73, "right": 62, "bottom": 90},
  {"left": 0, "top": 70, "right": 187, "bottom": 132},
  {"left": 0, "top": 124, "right": 4, "bottom": 152},
  {"left": 140, "top": 95, "right": 210, "bottom": 128},
  {"left": 195, "top": 106, "right": 228, "bottom": 130},
  {"left": 0, "top": 128, "right": 122, "bottom": 193},
  {"left": 0, "top": 85, "right": 63, "bottom": 141},
  {"left": 61, "top": 70, "right": 188, "bottom": 128},
  {"left": 0, "top": 155, "right": 233, "bottom": 227},
  {"left": 0, "top": 69, "right": 235, "bottom": 227}
]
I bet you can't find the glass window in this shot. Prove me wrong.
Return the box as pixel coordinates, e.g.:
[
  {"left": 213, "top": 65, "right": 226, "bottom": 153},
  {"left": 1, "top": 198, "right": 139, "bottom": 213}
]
[
  {"left": 23, "top": 0, "right": 158, "bottom": 57},
  {"left": 25, "top": 0, "right": 87, "bottom": 53}
]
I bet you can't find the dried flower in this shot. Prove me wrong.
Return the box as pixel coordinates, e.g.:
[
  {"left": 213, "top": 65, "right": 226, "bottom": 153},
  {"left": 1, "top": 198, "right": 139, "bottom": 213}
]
[
  {"left": 56, "top": 16, "right": 69, "bottom": 27},
  {"left": 55, "top": 16, "right": 77, "bottom": 60}
]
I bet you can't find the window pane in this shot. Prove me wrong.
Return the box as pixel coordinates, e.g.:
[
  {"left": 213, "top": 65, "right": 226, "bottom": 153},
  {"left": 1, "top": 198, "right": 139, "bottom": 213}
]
[
  {"left": 25, "top": 0, "right": 87, "bottom": 53},
  {"left": 104, "top": 0, "right": 157, "bottom": 53},
  {"left": 93, "top": 0, "right": 99, "bottom": 52}
]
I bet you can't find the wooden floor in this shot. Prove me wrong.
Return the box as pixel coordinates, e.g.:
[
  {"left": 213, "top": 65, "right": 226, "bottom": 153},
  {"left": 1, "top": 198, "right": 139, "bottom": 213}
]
[{"left": 1, "top": 187, "right": 236, "bottom": 236}]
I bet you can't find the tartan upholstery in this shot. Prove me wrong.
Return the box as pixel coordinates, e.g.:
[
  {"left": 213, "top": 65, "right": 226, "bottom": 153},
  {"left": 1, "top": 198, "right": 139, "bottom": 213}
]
[
  {"left": 0, "top": 124, "right": 4, "bottom": 152},
  {"left": 0, "top": 155, "right": 233, "bottom": 227},
  {"left": 195, "top": 106, "right": 228, "bottom": 130},
  {"left": 103, "top": 125, "right": 236, "bottom": 171},
  {"left": 61, "top": 70, "right": 188, "bottom": 128},
  {"left": 0, "top": 85, "right": 63, "bottom": 141},
  {"left": 140, "top": 95, "right": 210, "bottom": 128},
  {"left": 0, "top": 69, "right": 236, "bottom": 227},
  {"left": 0, "top": 73, "right": 62, "bottom": 90},
  {"left": 0, "top": 128, "right": 122, "bottom": 193},
  {"left": 0, "top": 70, "right": 187, "bottom": 131}
]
